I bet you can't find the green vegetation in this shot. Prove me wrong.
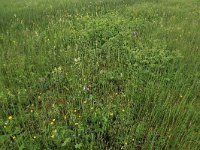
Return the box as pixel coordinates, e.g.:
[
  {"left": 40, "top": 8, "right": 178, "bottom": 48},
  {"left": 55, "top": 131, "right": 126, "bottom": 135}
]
[{"left": 0, "top": 0, "right": 200, "bottom": 149}]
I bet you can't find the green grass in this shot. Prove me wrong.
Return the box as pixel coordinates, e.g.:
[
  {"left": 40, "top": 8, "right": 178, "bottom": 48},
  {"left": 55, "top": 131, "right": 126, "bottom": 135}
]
[{"left": 0, "top": 0, "right": 200, "bottom": 149}]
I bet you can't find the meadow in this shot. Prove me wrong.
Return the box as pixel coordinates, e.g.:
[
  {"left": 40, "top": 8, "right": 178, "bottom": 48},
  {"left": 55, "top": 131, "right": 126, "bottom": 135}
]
[{"left": 0, "top": 0, "right": 200, "bottom": 149}]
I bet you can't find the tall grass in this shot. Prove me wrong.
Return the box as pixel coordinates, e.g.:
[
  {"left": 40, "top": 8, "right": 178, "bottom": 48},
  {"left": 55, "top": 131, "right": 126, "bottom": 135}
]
[{"left": 0, "top": 0, "right": 200, "bottom": 149}]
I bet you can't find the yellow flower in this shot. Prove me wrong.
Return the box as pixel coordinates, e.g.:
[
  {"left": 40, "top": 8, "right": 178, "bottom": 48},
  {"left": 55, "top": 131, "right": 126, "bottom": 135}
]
[
  {"left": 75, "top": 123, "right": 79, "bottom": 126},
  {"left": 122, "top": 109, "right": 125, "bottom": 112},
  {"left": 74, "top": 109, "right": 77, "bottom": 113},
  {"left": 50, "top": 122, "right": 54, "bottom": 125},
  {"left": 83, "top": 101, "right": 87, "bottom": 104},
  {"left": 12, "top": 136, "right": 16, "bottom": 140},
  {"left": 30, "top": 109, "right": 34, "bottom": 113},
  {"left": 51, "top": 134, "right": 55, "bottom": 138},
  {"left": 110, "top": 112, "right": 113, "bottom": 116},
  {"left": 91, "top": 107, "right": 94, "bottom": 110},
  {"left": 33, "top": 136, "right": 36, "bottom": 139},
  {"left": 52, "top": 119, "right": 56, "bottom": 122},
  {"left": 8, "top": 116, "right": 13, "bottom": 120}
]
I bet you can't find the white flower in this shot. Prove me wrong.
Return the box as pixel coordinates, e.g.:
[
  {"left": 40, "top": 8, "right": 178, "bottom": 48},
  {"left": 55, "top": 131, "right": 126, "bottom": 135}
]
[{"left": 74, "top": 57, "right": 80, "bottom": 64}]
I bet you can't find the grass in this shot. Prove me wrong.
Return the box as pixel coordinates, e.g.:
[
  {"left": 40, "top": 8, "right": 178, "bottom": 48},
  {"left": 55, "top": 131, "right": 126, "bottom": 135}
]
[{"left": 0, "top": 0, "right": 200, "bottom": 149}]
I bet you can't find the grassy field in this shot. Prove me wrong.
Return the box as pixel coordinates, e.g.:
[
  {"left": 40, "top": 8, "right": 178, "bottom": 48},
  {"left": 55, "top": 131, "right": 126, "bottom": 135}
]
[{"left": 0, "top": 0, "right": 200, "bottom": 149}]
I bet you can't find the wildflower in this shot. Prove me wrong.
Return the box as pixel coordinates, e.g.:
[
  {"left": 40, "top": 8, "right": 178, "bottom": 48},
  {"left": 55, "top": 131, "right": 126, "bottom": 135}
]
[
  {"left": 33, "top": 136, "right": 36, "bottom": 139},
  {"left": 78, "top": 115, "right": 81, "bottom": 118},
  {"left": 132, "top": 31, "right": 140, "bottom": 37},
  {"left": 124, "top": 142, "right": 128, "bottom": 145},
  {"left": 30, "top": 109, "right": 34, "bottom": 113},
  {"left": 12, "top": 136, "right": 16, "bottom": 140},
  {"left": 58, "top": 66, "right": 62, "bottom": 72},
  {"left": 74, "top": 57, "right": 80, "bottom": 64},
  {"left": 64, "top": 115, "right": 67, "bottom": 120},
  {"left": 180, "top": 95, "right": 183, "bottom": 98},
  {"left": 83, "top": 101, "right": 87, "bottom": 104},
  {"left": 110, "top": 112, "right": 113, "bottom": 116},
  {"left": 52, "top": 119, "right": 56, "bottom": 122},
  {"left": 91, "top": 107, "right": 94, "bottom": 110},
  {"left": 75, "top": 123, "right": 79, "bottom": 126},
  {"left": 4, "top": 121, "right": 8, "bottom": 125},
  {"left": 50, "top": 122, "right": 54, "bottom": 125},
  {"left": 74, "top": 109, "right": 77, "bottom": 113},
  {"left": 83, "top": 86, "right": 90, "bottom": 92},
  {"left": 8, "top": 116, "right": 13, "bottom": 120},
  {"left": 4, "top": 126, "right": 6, "bottom": 128},
  {"left": 122, "top": 109, "right": 125, "bottom": 112},
  {"left": 51, "top": 134, "right": 55, "bottom": 138},
  {"left": 100, "top": 70, "right": 104, "bottom": 74}
]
